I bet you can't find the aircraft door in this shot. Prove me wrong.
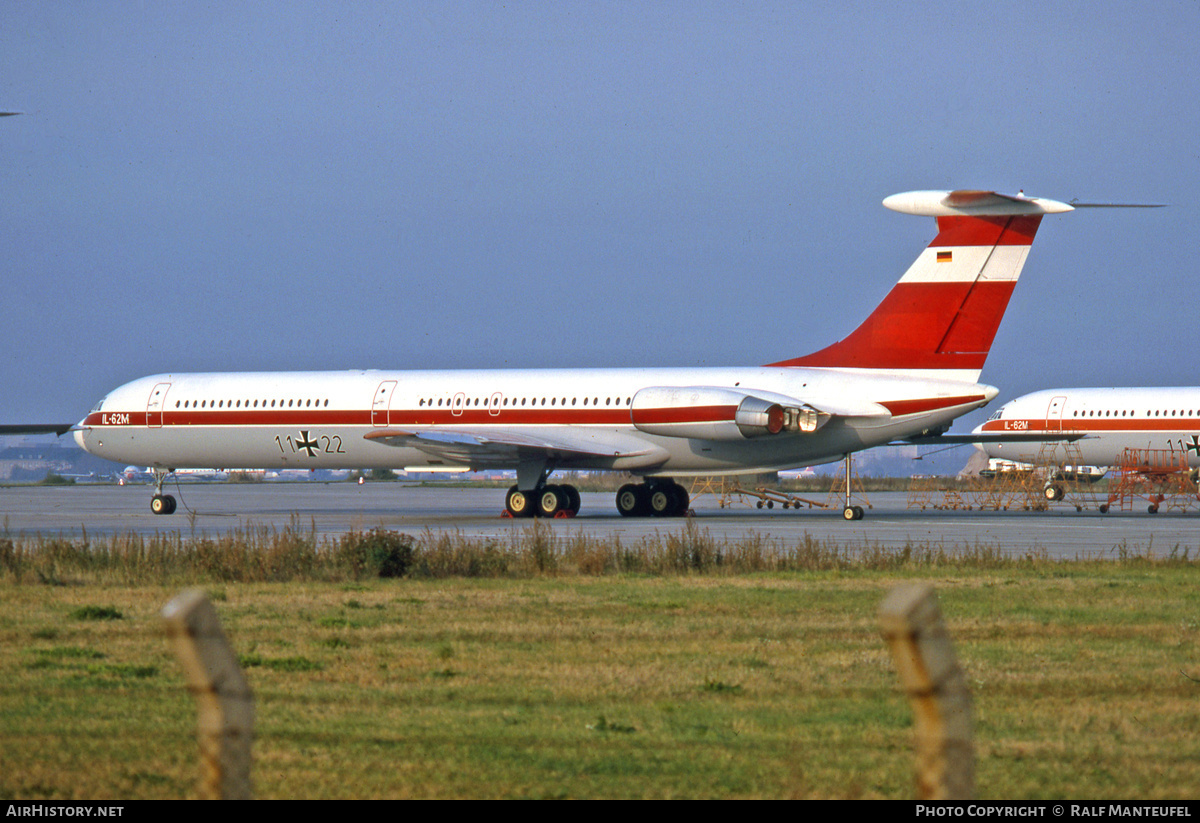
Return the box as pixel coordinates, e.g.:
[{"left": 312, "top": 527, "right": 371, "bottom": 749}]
[
  {"left": 451, "top": 392, "right": 467, "bottom": 417},
  {"left": 372, "top": 380, "right": 397, "bottom": 427},
  {"left": 489, "top": 392, "right": 503, "bottom": 417},
  {"left": 146, "top": 382, "right": 171, "bottom": 428},
  {"left": 1045, "top": 395, "right": 1067, "bottom": 431}
]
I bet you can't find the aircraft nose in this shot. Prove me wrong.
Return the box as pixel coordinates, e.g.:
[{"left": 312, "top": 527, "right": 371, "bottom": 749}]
[{"left": 72, "top": 419, "right": 89, "bottom": 452}]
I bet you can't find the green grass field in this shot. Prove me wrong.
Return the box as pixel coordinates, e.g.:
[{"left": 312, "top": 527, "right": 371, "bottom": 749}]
[{"left": 2, "top": 526, "right": 1198, "bottom": 799}]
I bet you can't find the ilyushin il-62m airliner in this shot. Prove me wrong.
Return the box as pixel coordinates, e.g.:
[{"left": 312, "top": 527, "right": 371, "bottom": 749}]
[
  {"left": 976, "top": 387, "right": 1200, "bottom": 506},
  {"left": 57, "top": 190, "right": 1089, "bottom": 521}
]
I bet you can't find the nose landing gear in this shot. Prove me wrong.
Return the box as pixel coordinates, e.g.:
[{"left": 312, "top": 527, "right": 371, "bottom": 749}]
[{"left": 149, "top": 468, "right": 178, "bottom": 515}]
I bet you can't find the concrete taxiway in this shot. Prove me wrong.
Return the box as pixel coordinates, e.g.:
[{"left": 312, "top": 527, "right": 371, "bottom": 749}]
[{"left": 2, "top": 482, "right": 1196, "bottom": 560}]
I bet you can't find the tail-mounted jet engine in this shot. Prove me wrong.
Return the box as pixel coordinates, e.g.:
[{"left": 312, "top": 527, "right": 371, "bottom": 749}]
[{"left": 630, "top": 387, "right": 826, "bottom": 441}]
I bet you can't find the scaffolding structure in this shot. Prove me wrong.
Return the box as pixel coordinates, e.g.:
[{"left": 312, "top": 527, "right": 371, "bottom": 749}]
[
  {"left": 906, "top": 440, "right": 1104, "bottom": 513},
  {"left": 1102, "top": 448, "right": 1199, "bottom": 514}
]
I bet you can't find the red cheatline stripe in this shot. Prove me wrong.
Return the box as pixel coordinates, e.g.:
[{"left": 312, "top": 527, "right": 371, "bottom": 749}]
[
  {"left": 85, "top": 405, "right": 740, "bottom": 428},
  {"left": 980, "top": 419, "right": 1200, "bottom": 433}
]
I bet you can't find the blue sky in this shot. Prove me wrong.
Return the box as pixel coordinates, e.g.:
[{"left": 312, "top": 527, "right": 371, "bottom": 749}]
[{"left": 2, "top": 1, "right": 1196, "bottom": 430}]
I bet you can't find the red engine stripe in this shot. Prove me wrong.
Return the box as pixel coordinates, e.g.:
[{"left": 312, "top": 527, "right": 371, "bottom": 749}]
[{"left": 880, "top": 395, "right": 986, "bottom": 416}]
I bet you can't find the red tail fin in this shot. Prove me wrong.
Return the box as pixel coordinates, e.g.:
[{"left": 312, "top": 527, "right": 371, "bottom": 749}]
[{"left": 769, "top": 212, "right": 1043, "bottom": 373}]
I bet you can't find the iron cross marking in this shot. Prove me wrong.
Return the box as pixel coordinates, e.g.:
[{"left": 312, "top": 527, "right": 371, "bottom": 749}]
[
  {"left": 1187, "top": 435, "right": 1200, "bottom": 457},
  {"left": 296, "top": 431, "right": 320, "bottom": 458}
]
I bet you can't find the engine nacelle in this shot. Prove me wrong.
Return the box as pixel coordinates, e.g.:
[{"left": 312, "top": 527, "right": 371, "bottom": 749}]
[{"left": 630, "top": 386, "right": 825, "bottom": 441}]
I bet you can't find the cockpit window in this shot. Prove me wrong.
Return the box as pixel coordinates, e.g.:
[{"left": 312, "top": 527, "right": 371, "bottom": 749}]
[{"left": 987, "top": 408, "right": 1004, "bottom": 421}]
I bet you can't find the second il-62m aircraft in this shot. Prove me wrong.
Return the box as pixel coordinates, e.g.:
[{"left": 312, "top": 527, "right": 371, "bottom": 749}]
[
  {"left": 976, "top": 387, "right": 1200, "bottom": 504},
  {"left": 67, "top": 189, "right": 1083, "bottom": 520}
]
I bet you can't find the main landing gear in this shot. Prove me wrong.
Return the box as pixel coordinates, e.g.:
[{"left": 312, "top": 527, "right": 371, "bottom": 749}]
[
  {"left": 616, "top": 480, "right": 690, "bottom": 518},
  {"left": 505, "top": 483, "right": 581, "bottom": 518},
  {"left": 150, "top": 468, "right": 178, "bottom": 515}
]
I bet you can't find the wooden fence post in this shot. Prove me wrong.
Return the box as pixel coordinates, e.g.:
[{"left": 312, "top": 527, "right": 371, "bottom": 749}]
[
  {"left": 162, "top": 589, "right": 254, "bottom": 800},
  {"left": 878, "top": 582, "right": 973, "bottom": 800}
]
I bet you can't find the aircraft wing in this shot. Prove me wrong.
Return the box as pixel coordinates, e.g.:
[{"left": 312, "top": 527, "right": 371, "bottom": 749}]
[
  {"left": 0, "top": 424, "right": 73, "bottom": 436},
  {"left": 363, "top": 427, "right": 671, "bottom": 470}
]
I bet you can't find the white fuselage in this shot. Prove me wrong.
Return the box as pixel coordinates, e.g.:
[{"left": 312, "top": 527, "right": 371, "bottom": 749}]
[
  {"left": 76, "top": 366, "right": 996, "bottom": 476},
  {"left": 975, "top": 387, "right": 1200, "bottom": 469}
]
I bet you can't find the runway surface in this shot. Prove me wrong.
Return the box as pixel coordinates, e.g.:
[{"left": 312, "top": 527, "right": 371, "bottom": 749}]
[{"left": 2, "top": 482, "right": 1197, "bottom": 560}]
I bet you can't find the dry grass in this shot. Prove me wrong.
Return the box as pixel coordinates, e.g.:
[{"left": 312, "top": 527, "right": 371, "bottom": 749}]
[{"left": 0, "top": 519, "right": 1033, "bottom": 587}]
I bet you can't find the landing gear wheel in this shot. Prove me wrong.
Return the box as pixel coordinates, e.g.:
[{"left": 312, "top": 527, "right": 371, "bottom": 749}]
[
  {"left": 150, "top": 494, "right": 176, "bottom": 515},
  {"left": 561, "top": 484, "right": 581, "bottom": 515},
  {"left": 1099, "top": 504, "right": 1109, "bottom": 514},
  {"left": 853, "top": 505, "right": 864, "bottom": 520},
  {"left": 649, "top": 486, "right": 676, "bottom": 517},
  {"left": 1044, "top": 484, "right": 1064, "bottom": 502},
  {"left": 537, "top": 486, "right": 566, "bottom": 518},
  {"left": 616, "top": 484, "right": 649, "bottom": 517},
  {"left": 506, "top": 486, "right": 536, "bottom": 518},
  {"left": 669, "top": 483, "right": 689, "bottom": 516},
  {"left": 1148, "top": 504, "right": 1159, "bottom": 515},
  {"left": 843, "top": 506, "right": 856, "bottom": 521}
]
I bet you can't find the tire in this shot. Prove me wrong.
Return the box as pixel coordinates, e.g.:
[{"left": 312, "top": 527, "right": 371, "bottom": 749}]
[
  {"left": 649, "top": 487, "right": 674, "bottom": 517},
  {"left": 561, "top": 484, "right": 581, "bottom": 514},
  {"left": 853, "top": 505, "right": 864, "bottom": 520},
  {"left": 163, "top": 495, "right": 177, "bottom": 514},
  {"left": 506, "top": 487, "right": 535, "bottom": 518},
  {"left": 537, "top": 486, "right": 564, "bottom": 518},
  {"left": 1044, "top": 484, "right": 1064, "bottom": 502},
  {"left": 843, "top": 506, "right": 857, "bottom": 521},
  {"left": 668, "top": 483, "right": 689, "bottom": 516},
  {"left": 616, "top": 484, "right": 647, "bottom": 517},
  {"left": 151, "top": 495, "right": 168, "bottom": 515}
]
